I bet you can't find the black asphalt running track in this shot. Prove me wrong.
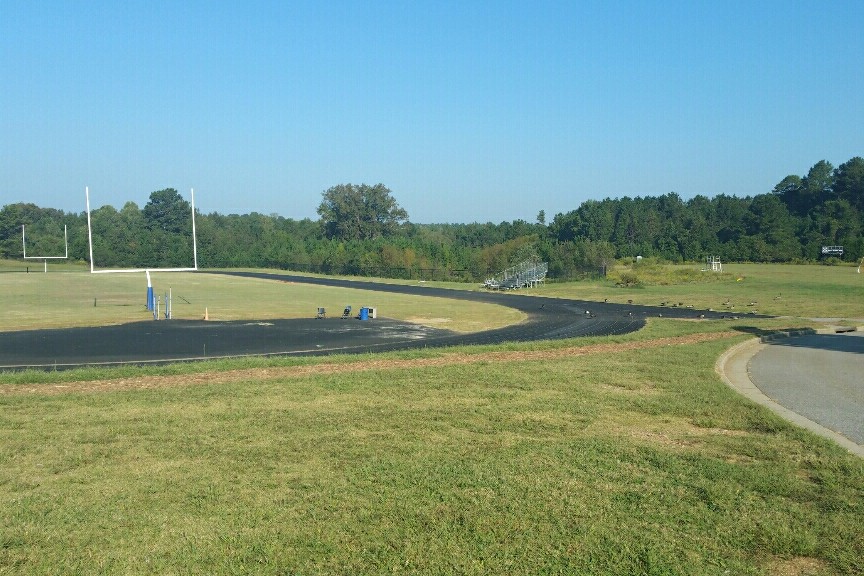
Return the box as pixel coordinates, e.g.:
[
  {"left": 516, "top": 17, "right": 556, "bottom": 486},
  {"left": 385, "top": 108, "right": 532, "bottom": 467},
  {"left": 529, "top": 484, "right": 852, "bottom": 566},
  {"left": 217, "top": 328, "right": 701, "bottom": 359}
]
[{"left": 0, "top": 271, "right": 742, "bottom": 370}]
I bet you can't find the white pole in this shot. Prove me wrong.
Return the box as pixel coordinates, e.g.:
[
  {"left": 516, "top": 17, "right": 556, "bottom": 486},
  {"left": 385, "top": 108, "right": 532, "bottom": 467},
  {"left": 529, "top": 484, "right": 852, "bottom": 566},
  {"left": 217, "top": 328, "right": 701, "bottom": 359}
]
[
  {"left": 64, "top": 224, "right": 68, "bottom": 258},
  {"left": 21, "top": 225, "right": 26, "bottom": 258},
  {"left": 191, "top": 188, "right": 198, "bottom": 270},
  {"left": 85, "top": 187, "right": 94, "bottom": 273}
]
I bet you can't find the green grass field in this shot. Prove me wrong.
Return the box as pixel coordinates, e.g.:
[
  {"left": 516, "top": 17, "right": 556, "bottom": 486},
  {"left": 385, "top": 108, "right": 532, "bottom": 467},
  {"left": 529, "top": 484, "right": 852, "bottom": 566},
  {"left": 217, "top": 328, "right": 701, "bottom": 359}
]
[
  {"left": 0, "top": 262, "right": 522, "bottom": 333},
  {"left": 2, "top": 260, "right": 862, "bottom": 330},
  {"left": 1, "top": 260, "right": 863, "bottom": 575},
  {"left": 337, "top": 261, "right": 864, "bottom": 322},
  {"left": 541, "top": 262, "right": 864, "bottom": 321}
]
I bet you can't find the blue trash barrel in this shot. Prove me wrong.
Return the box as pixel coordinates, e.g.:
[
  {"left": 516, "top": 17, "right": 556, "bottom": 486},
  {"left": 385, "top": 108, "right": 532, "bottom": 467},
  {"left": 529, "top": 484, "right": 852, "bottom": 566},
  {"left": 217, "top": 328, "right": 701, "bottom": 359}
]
[{"left": 359, "top": 307, "right": 369, "bottom": 320}]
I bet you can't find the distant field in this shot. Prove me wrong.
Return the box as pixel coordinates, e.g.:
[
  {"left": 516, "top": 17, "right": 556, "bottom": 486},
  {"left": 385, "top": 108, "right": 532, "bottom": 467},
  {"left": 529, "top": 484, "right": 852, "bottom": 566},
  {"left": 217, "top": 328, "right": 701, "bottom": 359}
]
[
  {"left": 538, "top": 262, "right": 864, "bottom": 321},
  {"left": 0, "top": 261, "right": 523, "bottom": 333},
  {"left": 319, "top": 262, "right": 864, "bottom": 321}
]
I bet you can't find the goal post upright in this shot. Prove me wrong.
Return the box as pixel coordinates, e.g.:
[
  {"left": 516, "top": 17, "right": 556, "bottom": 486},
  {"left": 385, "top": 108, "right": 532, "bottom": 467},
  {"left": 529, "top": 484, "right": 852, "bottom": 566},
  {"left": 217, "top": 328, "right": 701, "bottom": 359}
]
[
  {"left": 191, "top": 187, "right": 198, "bottom": 271},
  {"left": 86, "top": 186, "right": 95, "bottom": 273}
]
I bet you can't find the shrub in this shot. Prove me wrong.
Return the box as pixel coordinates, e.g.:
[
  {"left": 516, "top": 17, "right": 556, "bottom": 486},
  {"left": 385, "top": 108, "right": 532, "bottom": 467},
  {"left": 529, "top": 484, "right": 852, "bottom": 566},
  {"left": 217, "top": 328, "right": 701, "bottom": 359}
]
[{"left": 616, "top": 271, "right": 642, "bottom": 287}]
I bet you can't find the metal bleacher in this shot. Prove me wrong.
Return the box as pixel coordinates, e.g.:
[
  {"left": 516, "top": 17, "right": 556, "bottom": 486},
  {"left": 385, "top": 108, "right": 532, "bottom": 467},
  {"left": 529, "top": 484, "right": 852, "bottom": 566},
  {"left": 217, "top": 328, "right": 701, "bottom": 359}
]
[{"left": 484, "top": 260, "right": 548, "bottom": 290}]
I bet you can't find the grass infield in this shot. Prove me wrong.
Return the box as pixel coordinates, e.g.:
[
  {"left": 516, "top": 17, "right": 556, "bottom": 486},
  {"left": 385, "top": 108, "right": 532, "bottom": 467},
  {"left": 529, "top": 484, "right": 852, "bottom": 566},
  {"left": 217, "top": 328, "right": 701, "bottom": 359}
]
[
  {"left": 0, "top": 262, "right": 522, "bottom": 333},
  {"left": 1, "top": 260, "right": 863, "bottom": 574}
]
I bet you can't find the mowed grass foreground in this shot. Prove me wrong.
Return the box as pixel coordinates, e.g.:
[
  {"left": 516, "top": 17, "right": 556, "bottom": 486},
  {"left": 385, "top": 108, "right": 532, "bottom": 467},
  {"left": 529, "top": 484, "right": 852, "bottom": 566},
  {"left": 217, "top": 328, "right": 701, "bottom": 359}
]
[
  {"left": 1, "top": 324, "right": 862, "bottom": 574},
  {"left": 1, "top": 262, "right": 863, "bottom": 574}
]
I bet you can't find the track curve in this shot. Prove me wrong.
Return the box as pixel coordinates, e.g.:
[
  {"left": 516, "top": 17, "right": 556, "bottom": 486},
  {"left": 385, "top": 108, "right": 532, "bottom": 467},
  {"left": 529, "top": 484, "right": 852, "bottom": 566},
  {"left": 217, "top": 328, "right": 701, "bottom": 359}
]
[
  {"left": 217, "top": 271, "right": 739, "bottom": 347},
  {"left": 0, "top": 271, "right": 739, "bottom": 371}
]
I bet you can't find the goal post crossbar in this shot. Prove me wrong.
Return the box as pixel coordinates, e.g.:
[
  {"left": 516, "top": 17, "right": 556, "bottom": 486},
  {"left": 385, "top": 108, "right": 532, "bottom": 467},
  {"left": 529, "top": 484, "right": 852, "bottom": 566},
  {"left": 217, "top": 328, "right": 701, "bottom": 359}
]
[{"left": 90, "top": 268, "right": 198, "bottom": 274}]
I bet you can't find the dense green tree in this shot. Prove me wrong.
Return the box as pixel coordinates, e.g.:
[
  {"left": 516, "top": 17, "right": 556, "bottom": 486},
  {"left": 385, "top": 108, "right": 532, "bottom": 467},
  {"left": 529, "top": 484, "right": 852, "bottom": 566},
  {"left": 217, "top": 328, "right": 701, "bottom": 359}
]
[
  {"left": 833, "top": 157, "right": 864, "bottom": 212},
  {"left": 113, "top": 202, "right": 146, "bottom": 264},
  {"left": 809, "top": 200, "right": 860, "bottom": 249},
  {"left": 745, "top": 194, "right": 799, "bottom": 260},
  {"left": 4, "top": 157, "right": 863, "bottom": 277},
  {"left": 773, "top": 174, "right": 803, "bottom": 211},
  {"left": 611, "top": 196, "right": 660, "bottom": 257},
  {"left": 576, "top": 199, "right": 616, "bottom": 242},
  {"left": 654, "top": 193, "right": 689, "bottom": 260},
  {"left": 317, "top": 183, "right": 408, "bottom": 241},
  {"left": 798, "top": 160, "right": 835, "bottom": 214},
  {"left": 133, "top": 190, "right": 194, "bottom": 267},
  {"left": 143, "top": 189, "right": 192, "bottom": 235},
  {"left": 714, "top": 194, "right": 749, "bottom": 248},
  {"left": 0, "top": 203, "right": 42, "bottom": 258},
  {"left": 88, "top": 205, "right": 123, "bottom": 266},
  {"left": 773, "top": 161, "right": 834, "bottom": 217},
  {"left": 547, "top": 210, "right": 580, "bottom": 243},
  {"left": 680, "top": 195, "right": 717, "bottom": 261}
]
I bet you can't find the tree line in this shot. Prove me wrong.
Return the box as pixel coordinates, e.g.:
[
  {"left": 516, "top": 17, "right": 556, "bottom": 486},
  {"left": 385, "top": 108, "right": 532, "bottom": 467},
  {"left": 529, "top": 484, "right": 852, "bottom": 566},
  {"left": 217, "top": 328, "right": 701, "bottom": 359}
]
[{"left": 2, "top": 157, "right": 862, "bottom": 281}]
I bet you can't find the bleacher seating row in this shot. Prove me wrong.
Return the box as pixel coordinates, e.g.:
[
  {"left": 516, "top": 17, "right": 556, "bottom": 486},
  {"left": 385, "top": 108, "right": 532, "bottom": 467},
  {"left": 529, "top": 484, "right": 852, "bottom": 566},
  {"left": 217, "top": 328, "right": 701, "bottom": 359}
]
[{"left": 484, "top": 260, "right": 548, "bottom": 290}]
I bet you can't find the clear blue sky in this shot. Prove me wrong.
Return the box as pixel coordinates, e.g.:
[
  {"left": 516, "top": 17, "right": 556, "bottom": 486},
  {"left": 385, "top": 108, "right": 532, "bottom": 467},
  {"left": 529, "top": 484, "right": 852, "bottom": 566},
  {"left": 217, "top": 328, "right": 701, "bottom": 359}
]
[{"left": 2, "top": 0, "right": 862, "bottom": 224}]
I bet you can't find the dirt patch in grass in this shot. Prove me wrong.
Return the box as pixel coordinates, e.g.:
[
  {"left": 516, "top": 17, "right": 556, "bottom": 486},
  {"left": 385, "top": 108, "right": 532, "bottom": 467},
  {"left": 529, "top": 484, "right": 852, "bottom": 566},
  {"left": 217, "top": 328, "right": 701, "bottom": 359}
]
[
  {"left": 0, "top": 332, "right": 738, "bottom": 396},
  {"left": 405, "top": 316, "right": 452, "bottom": 325},
  {"left": 623, "top": 418, "right": 753, "bottom": 451},
  {"left": 765, "top": 556, "right": 829, "bottom": 576}
]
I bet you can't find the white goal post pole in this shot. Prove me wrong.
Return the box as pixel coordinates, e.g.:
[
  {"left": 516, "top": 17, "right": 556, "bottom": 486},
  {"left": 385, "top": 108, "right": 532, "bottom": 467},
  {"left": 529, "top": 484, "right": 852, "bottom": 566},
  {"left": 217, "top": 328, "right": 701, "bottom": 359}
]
[
  {"left": 191, "top": 188, "right": 198, "bottom": 270},
  {"left": 86, "top": 186, "right": 95, "bottom": 273}
]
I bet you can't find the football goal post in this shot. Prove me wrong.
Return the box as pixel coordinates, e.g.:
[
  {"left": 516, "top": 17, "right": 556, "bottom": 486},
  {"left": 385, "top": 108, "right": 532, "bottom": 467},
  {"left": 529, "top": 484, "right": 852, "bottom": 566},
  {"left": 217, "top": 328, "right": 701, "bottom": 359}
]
[
  {"left": 86, "top": 187, "right": 199, "bottom": 316},
  {"left": 85, "top": 186, "right": 199, "bottom": 274},
  {"left": 22, "top": 224, "right": 68, "bottom": 272}
]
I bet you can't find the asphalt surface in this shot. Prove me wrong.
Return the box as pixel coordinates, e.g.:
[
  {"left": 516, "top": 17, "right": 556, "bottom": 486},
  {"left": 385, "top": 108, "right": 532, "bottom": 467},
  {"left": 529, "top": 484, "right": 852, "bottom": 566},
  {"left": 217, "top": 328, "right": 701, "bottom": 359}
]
[
  {"left": 718, "top": 331, "right": 864, "bottom": 457},
  {"left": 748, "top": 331, "right": 864, "bottom": 445},
  {"left": 0, "top": 271, "right": 733, "bottom": 370}
]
